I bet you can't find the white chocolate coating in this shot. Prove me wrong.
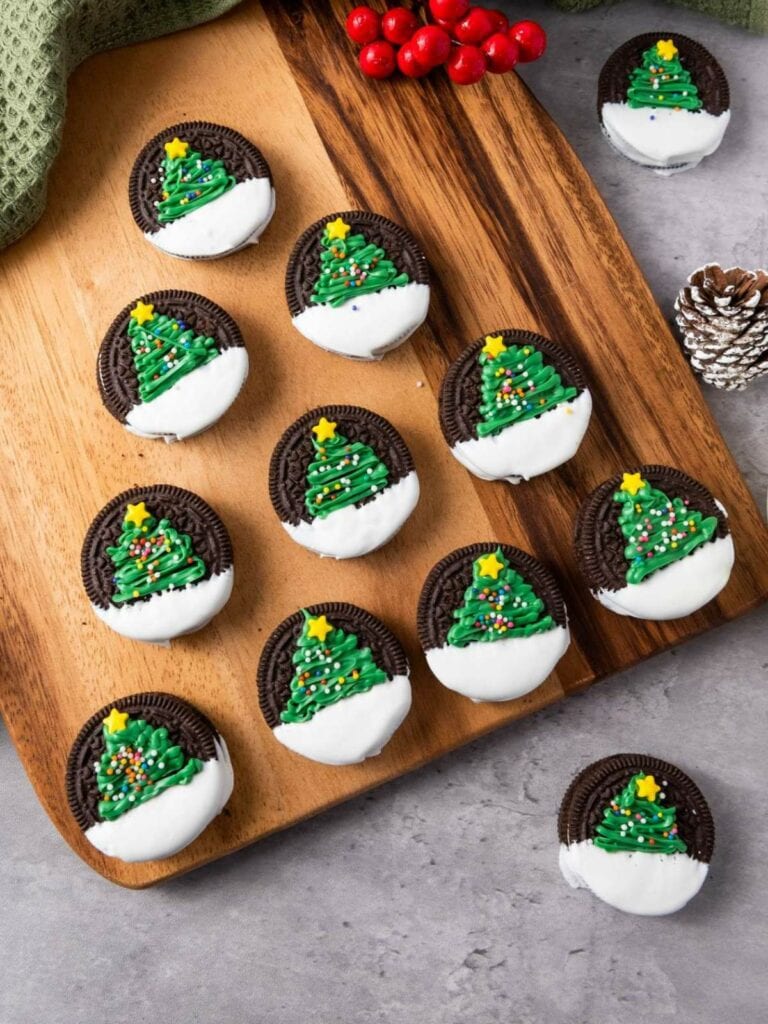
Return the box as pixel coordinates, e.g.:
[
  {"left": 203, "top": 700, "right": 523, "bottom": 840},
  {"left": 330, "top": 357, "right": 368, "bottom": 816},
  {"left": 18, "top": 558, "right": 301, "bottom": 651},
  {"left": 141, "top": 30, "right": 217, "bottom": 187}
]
[
  {"left": 601, "top": 103, "right": 730, "bottom": 174},
  {"left": 272, "top": 674, "right": 411, "bottom": 766}
]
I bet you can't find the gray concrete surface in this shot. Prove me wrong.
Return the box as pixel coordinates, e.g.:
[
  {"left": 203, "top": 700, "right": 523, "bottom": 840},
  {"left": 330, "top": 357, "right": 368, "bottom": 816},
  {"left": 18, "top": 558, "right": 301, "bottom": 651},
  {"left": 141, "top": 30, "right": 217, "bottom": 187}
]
[{"left": 2, "top": 2, "right": 766, "bottom": 1022}]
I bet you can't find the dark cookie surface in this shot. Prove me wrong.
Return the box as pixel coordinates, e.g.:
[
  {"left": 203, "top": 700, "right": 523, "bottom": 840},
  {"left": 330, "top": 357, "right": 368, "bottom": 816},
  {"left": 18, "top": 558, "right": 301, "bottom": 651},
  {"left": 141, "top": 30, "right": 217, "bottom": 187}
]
[
  {"left": 66, "top": 692, "right": 221, "bottom": 832},
  {"left": 574, "top": 465, "right": 729, "bottom": 593},
  {"left": 81, "top": 484, "right": 233, "bottom": 610},
  {"left": 439, "top": 331, "right": 588, "bottom": 447},
  {"left": 285, "top": 210, "right": 429, "bottom": 317},
  {"left": 417, "top": 543, "right": 567, "bottom": 650},
  {"left": 257, "top": 602, "right": 409, "bottom": 730},
  {"left": 269, "top": 405, "right": 415, "bottom": 527},
  {"left": 558, "top": 753, "right": 715, "bottom": 863},
  {"left": 129, "top": 121, "right": 272, "bottom": 234},
  {"left": 97, "top": 290, "right": 244, "bottom": 424},
  {"left": 598, "top": 33, "right": 729, "bottom": 118}
]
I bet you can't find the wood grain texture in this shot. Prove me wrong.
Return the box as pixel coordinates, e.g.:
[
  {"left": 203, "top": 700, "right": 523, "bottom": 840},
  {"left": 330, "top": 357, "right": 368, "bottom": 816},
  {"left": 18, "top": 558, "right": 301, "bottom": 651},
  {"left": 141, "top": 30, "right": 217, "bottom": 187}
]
[{"left": 0, "top": 0, "right": 766, "bottom": 888}]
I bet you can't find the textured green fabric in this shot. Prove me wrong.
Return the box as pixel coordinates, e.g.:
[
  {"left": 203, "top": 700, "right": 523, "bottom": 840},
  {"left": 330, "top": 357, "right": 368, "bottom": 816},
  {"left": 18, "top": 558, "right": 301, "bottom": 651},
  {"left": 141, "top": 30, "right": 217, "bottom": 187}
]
[
  {"left": 0, "top": 0, "right": 243, "bottom": 249},
  {"left": 554, "top": 0, "right": 768, "bottom": 33}
]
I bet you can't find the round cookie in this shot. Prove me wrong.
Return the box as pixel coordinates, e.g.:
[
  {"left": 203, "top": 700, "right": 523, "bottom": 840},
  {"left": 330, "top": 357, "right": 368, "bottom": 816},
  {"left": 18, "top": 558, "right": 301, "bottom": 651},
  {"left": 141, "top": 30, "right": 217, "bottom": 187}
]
[
  {"left": 599, "top": 35, "right": 730, "bottom": 175},
  {"left": 269, "top": 405, "right": 419, "bottom": 559},
  {"left": 574, "top": 466, "right": 734, "bottom": 620},
  {"left": 98, "top": 291, "right": 248, "bottom": 442},
  {"left": 285, "top": 211, "right": 430, "bottom": 360},
  {"left": 129, "top": 121, "right": 275, "bottom": 259},
  {"left": 81, "top": 484, "right": 234, "bottom": 645},
  {"left": 558, "top": 754, "right": 714, "bottom": 916},
  {"left": 417, "top": 544, "right": 569, "bottom": 702},
  {"left": 439, "top": 331, "right": 592, "bottom": 484},
  {"left": 257, "top": 603, "right": 411, "bottom": 765},
  {"left": 66, "top": 692, "right": 233, "bottom": 863}
]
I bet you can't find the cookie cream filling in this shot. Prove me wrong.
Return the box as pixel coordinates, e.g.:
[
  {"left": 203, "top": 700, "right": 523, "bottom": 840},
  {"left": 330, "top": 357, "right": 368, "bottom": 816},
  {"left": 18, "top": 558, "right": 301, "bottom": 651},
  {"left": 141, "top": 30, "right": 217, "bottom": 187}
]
[
  {"left": 291, "top": 282, "right": 430, "bottom": 360},
  {"left": 85, "top": 738, "right": 233, "bottom": 862},
  {"left": 451, "top": 390, "right": 592, "bottom": 483},
  {"left": 282, "top": 471, "right": 419, "bottom": 559},
  {"left": 125, "top": 346, "right": 249, "bottom": 442},
  {"left": 426, "top": 624, "right": 569, "bottom": 702},
  {"left": 559, "top": 841, "right": 709, "bottom": 916},
  {"left": 145, "top": 177, "right": 275, "bottom": 258},
  {"left": 273, "top": 674, "right": 412, "bottom": 765},
  {"left": 601, "top": 103, "right": 730, "bottom": 173}
]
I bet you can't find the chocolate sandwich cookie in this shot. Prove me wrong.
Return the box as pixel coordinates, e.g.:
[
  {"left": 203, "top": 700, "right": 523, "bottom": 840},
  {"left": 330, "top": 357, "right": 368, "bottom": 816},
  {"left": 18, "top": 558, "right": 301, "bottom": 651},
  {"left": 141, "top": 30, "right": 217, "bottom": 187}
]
[
  {"left": 418, "top": 543, "right": 569, "bottom": 702},
  {"left": 285, "top": 211, "right": 430, "bottom": 360},
  {"left": 269, "top": 405, "right": 419, "bottom": 559},
  {"left": 257, "top": 603, "right": 411, "bottom": 765},
  {"left": 129, "top": 121, "right": 275, "bottom": 259},
  {"left": 558, "top": 754, "right": 714, "bottom": 915},
  {"left": 82, "top": 484, "right": 234, "bottom": 645},
  {"left": 98, "top": 291, "right": 248, "bottom": 442},
  {"left": 439, "top": 331, "right": 592, "bottom": 484},
  {"left": 599, "top": 34, "right": 730, "bottom": 175},
  {"left": 67, "top": 692, "right": 233, "bottom": 863},
  {"left": 574, "top": 466, "right": 734, "bottom": 620}
]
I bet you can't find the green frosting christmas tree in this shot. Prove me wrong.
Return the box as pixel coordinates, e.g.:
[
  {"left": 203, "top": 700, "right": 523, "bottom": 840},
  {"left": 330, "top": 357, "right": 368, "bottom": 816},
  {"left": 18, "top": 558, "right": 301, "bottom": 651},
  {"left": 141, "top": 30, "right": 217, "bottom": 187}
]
[
  {"left": 280, "top": 610, "right": 388, "bottom": 724},
  {"left": 613, "top": 472, "right": 718, "bottom": 585},
  {"left": 107, "top": 501, "right": 207, "bottom": 605},
  {"left": 626, "top": 38, "right": 703, "bottom": 112},
  {"left": 476, "top": 334, "right": 578, "bottom": 438},
  {"left": 310, "top": 216, "right": 410, "bottom": 308},
  {"left": 96, "top": 708, "right": 202, "bottom": 822},
  {"left": 156, "top": 136, "right": 235, "bottom": 224},
  {"left": 127, "top": 300, "right": 219, "bottom": 404},
  {"left": 304, "top": 416, "right": 389, "bottom": 520},
  {"left": 594, "top": 771, "right": 687, "bottom": 855},
  {"left": 446, "top": 547, "right": 555, "bottom": 648}
]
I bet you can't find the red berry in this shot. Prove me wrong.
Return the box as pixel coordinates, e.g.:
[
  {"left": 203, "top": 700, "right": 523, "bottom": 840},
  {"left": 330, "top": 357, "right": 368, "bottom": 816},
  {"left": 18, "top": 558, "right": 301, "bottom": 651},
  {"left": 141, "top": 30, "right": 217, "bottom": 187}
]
[
  {"left": 411, "top": 25, "right": 452, "bottom": 67},
  {"left": 481, "top": 32, "right": 519, "bottom": 73},
  {"left": 509, "top": 20, "right": 547, "bottom": 62},
  {"left": 345, "top": 6, "right": 381, "bottom": 46},
  {"left": 397, "top": 41, "right": 432, "bottom": 78},
  {"left": 453, "top": 7, "right": 497, "bottom": 45},
  {"left": 359, "top": 40, "right": 397, "bottom": 79},
  {"left": 446, "top": 44, "right": 487, "bottom": 84},
  {"left": 428, "top": 0, "right": 470, "bottom": 20},
  {"left": 485, "top": 9, "right": 509, "bottom": 33},
  {"left": 381, "top": 7, "right": 420, "bottom": 45}
]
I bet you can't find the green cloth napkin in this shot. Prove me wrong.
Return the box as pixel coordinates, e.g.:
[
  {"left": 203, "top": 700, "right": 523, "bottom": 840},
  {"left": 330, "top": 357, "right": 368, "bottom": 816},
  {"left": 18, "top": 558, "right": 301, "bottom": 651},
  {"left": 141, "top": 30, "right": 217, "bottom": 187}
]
[
  {"left": 0, "top": 0, "right": 242, "bottom": 249},
  {"left": 554, "top": 0, "right": 768, "bottom": 33}
]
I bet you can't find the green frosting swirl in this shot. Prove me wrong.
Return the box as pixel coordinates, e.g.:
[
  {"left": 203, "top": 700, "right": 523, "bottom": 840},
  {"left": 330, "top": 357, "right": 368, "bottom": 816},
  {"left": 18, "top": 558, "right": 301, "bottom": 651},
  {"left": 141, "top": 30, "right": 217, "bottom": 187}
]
[
  {"left": 594, "top": 773, "right": 687, "bottom": 854},
  {"left": 310, "top": 224, "right": 410, "bottom": 308},
  {"left": 305, "top": 427, "right": 389, "bottom": 520},
  {"left": 107, "top": 505, "right": 207, "bottom": 604},
  {"left": 156, "top": 145, "right": 235, "bottom": 224},
  {"left": 280, "top": 610, "right": 388, "bottom": 724},
  {"left": 96, "top": 714, "right": 202, "bottom": 822},
  {"left": 127, "top": 310, "right": 219, "bottom": 403},
  {"left": 614, "top": 478, "right": 718, "bottom": 585},
  {"left": 627, "top": 41, "right": 703, "bottom": 112},
  {"left": 446, "top": 547, "right": 555, "bottom": 648},
  {"left": 476, "top": 340, "right": 578, "bottom": 438}
]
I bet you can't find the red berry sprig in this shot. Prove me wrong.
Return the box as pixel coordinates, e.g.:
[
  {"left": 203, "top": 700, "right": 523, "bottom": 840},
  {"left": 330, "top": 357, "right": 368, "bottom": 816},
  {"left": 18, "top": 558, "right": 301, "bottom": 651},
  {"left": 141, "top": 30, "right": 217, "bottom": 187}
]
[{"left": 345, "top": 2, "right": 546, "bottom": 85}]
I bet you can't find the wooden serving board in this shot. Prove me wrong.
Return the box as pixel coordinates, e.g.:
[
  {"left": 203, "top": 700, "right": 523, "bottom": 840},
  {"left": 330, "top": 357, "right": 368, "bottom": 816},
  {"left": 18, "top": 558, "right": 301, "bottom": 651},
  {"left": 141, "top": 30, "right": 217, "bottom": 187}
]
[{"left": 1, "top": 0, "right": 766, "bottom": 888}]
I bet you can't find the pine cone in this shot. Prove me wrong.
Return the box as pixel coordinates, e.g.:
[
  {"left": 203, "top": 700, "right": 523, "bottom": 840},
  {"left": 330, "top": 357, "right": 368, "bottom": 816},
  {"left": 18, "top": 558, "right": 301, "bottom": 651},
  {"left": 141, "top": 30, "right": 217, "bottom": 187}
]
[{"left": 674, "top": 263, "right": 768, "bottom": 390}]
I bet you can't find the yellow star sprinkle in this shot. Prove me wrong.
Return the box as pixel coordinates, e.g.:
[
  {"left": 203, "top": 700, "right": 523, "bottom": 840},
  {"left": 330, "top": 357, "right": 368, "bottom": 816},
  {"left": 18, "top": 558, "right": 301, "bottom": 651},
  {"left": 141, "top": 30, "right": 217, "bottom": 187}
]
[
  {"left": 306, "top": 614, "right": 333, "bottom": 642},
  {"left": 124, "top": 501, "right": 151, "bottom": 528},
  {"left": 130, "top": 300, "right": 155, "bottom": 325},
  {"left": 635, "top": 774, "right": 661, "bottom": 802},
  {"left": 103, "top": 708, "right": 129, "bottom": 734},
  {"left": 325, "top": 217, "right": 351, "bottom": 240},
  {"left": 620, "top": 472, "right": 646, "bottom": 496},
  {"left": 477, "top": 552, "right": 505, "bottom": 580},
  {"left": 482, "top": 334, "right": 508, "bottom": 359},
  {"left": 656, "top": 39, "right": 678, "bottom": 61},
  {"left": 164, "top": 137, "right": 189, "bottom": 160},
  {"left": 312, "top": 417, "right": 337, "bottom": 443}
]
